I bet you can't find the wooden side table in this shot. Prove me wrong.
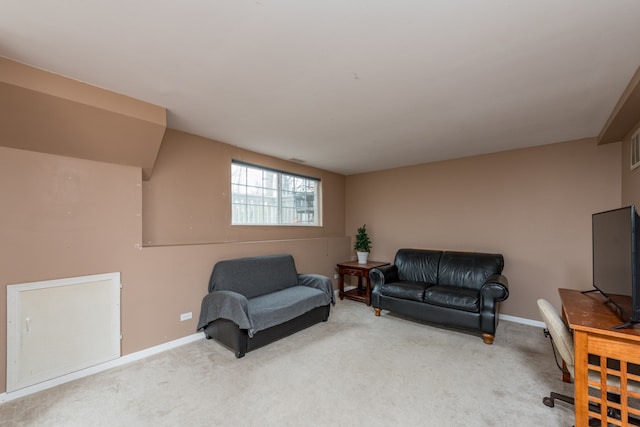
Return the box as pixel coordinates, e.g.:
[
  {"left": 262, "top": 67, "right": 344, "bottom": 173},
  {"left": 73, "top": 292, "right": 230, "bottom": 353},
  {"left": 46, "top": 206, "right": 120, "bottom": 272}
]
[
  {"left": 559, "top": 288, "right": 640, "bottom": 426},
  {"left": 337, "top": 260, "right": 389, "bottom": 306}
]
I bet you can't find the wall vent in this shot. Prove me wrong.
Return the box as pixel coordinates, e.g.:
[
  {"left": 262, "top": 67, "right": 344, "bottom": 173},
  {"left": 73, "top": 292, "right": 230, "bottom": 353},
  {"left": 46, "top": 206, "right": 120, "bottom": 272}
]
[{"left": 632, "top": 129, "right": 640, "bottom": 171}]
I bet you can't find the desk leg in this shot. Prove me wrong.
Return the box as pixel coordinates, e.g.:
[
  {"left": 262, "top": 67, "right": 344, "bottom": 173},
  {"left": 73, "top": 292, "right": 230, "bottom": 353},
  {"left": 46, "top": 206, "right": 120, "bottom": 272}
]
[
  {"left": 573, "top": 330, "right": 589, "bottom": 427},
  {"left": 338, "top": 273, "right": 345, "bottom": 300}
]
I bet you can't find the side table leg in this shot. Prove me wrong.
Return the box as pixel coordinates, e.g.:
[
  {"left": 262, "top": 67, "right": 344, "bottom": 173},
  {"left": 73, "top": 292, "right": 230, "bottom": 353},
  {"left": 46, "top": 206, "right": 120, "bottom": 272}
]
[{"left": 338, "top": 273, "right": 344, "bottom": 300}]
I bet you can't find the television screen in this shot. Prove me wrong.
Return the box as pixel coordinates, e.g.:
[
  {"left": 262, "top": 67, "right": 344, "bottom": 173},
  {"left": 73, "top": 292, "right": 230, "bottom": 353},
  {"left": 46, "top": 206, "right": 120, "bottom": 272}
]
[{"left": 592, "top": 205, "right": 638, "bottom": 324}]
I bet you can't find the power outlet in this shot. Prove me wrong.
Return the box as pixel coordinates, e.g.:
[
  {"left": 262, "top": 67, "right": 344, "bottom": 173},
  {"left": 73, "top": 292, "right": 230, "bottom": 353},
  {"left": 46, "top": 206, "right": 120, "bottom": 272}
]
[
  {"left": 180, "top": 312, "right": 192, "bottom": 321},
  {"left": 334, "top": 274, "right": 339, "bottom": 279}
]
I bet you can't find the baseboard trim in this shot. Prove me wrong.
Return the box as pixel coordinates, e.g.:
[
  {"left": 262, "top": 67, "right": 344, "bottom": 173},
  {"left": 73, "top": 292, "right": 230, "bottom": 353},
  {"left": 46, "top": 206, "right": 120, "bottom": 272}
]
[
  {"left": 0, "top": 332, "right": 204, "bottom": 403},
  {"left": 500, "top": 313, "right": 545, "bottom": 328}
]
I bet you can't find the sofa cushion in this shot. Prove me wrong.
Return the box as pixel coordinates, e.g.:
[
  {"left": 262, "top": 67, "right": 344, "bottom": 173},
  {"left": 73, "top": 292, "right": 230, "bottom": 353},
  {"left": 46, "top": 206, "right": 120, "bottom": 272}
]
[
  {"left": 438, "top": 251, "right": 504, "bottom": 290},
  {"left": 247, "top": 286, "right": 328, "bottom": 333},
  {"left": 395, "top": 249, "right": 442, "bottom": 284},
  {"left": 381, "top": 281, "right": 430, "bottom": 302},
  {"left": 209, "top": 254, "right": 299, "bottom": 298},
  {"left": 423, "top": 286, "right": 480, "bottom": 312}
]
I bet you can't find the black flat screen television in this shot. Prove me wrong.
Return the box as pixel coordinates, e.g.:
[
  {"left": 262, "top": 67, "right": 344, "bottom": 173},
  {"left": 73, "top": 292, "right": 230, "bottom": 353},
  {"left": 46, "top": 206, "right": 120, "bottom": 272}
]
[{"left": 592, "top": 205, "right": 640, "bottom": 328}]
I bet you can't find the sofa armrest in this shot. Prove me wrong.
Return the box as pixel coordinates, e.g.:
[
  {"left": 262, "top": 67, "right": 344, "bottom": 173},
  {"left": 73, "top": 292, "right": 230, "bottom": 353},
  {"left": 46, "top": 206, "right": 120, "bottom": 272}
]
[
  {"left": 481, "top": 274, "right": 509, "bottom": 302},
  {"left": 370, "top": 265, "right": 399, "bottom": 308},
  {"left": 478, "top": 274, "right": 509, "bottom": 336},
  {"left": 197, "top": 290, "right": 251, "bottom": 333},
  {"left": 370, "top": 265, "right": 399, "bottom": 287},
  {"left": 298, "top": 273, "right": 335, "bottom": 305}
]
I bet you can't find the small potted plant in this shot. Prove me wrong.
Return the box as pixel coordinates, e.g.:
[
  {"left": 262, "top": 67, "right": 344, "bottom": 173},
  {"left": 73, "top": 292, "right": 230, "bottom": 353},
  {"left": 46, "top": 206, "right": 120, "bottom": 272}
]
[{"left": 354, "top": 224, "right": 372, "bottom": 264}]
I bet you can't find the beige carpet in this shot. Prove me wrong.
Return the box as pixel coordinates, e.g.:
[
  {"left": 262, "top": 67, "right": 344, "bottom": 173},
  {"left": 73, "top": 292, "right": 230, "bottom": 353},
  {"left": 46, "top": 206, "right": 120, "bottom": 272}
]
[{"left": 1, "top": 299, "right": 574, "bottom": 426}]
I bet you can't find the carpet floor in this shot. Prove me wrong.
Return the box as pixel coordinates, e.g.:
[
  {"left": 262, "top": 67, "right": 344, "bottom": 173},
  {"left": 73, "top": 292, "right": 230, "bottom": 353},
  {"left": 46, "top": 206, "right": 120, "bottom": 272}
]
[{"left": 0, "top": 299, "right": 574, "bottom": 426}]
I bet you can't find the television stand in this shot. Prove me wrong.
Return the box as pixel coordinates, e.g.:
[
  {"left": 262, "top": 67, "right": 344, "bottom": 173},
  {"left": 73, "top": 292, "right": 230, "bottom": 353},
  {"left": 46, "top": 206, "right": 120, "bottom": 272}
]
[{"left": 559, "top": 288, "right": 640, "bottom": 426}]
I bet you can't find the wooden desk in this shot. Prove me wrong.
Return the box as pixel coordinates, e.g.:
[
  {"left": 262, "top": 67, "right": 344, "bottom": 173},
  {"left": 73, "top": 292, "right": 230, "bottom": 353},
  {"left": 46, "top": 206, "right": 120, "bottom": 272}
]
[
  {"left": 559, "top": 288, "right": 640, "bottom": 426},
  {"left": 337, "top": 261, "right": 389, "bottom": 306}
]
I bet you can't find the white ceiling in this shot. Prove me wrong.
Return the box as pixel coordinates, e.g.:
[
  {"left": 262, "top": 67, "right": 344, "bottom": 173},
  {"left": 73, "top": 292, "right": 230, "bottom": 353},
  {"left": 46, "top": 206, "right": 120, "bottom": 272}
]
[{"left": 2, "top": 1, "right": 640, "bottom": 175}]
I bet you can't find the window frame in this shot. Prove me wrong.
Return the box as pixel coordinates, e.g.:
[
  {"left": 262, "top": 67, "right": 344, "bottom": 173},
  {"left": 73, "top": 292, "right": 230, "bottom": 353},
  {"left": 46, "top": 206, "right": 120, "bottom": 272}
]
[{"left": 230, "top": 160, "right": 321, "bottom": 227}]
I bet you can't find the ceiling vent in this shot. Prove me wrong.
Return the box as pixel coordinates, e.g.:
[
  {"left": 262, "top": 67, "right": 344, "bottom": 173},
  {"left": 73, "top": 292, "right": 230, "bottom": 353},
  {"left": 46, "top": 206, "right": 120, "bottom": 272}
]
[{"left": 632, "top": 129, "right": 640, "bottom": 171}]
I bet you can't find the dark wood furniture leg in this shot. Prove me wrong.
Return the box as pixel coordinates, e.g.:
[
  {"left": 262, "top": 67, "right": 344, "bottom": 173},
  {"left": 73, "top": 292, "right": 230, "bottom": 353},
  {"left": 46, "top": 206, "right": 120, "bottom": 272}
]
[
  {"left": 482, "top": 333, "right": 494, "bottom": 345},
  {"left": 365, "top": 276, "right": 372, "bottom": 306}
]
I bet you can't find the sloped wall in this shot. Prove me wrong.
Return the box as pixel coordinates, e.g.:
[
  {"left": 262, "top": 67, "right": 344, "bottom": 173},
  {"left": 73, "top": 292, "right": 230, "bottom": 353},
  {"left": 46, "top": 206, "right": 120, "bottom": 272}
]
[{"left": 0, "top": 58, "right": 166, "bottom": 179}]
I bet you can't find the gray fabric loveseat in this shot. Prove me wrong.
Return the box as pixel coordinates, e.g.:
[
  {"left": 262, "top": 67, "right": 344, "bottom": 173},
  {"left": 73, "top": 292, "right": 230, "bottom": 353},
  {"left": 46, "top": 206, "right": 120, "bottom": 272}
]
[
  {"left": 370, "top": 248, "right": 509, "bottom": 344},
  {"left": 197, "top": 254, "right": 334, "bottom": 358}
]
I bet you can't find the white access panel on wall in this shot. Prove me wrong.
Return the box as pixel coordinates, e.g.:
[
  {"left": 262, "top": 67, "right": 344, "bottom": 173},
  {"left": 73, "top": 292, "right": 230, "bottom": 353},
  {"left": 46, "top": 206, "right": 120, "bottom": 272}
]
[{"left": 6, "top": 272, "right": 121, "bottom": 392}]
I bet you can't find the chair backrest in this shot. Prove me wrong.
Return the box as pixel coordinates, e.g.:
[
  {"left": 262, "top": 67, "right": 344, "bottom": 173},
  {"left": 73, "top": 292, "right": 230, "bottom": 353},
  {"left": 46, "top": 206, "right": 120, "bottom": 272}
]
[{"left": 537, "top": 298, "right": 575, "bottom": 377}]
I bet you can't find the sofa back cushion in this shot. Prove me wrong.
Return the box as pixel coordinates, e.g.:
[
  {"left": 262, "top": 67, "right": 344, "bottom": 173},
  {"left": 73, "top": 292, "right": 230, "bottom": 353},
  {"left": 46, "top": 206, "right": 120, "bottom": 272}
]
[
  {"left": 395, "top": 249, "right": 442, "bottom": 284},
  {"left": 438, "top": 251, "right": 504, "bottom": 290},
  {"left": 208, "top": 254, "right": 299, "bottom": 298}
]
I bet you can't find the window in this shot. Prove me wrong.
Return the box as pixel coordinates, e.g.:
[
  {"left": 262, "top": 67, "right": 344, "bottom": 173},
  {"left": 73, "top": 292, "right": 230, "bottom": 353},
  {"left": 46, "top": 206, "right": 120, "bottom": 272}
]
[{"left": 231, "top": 161, "right": 320, "bottom": 226}]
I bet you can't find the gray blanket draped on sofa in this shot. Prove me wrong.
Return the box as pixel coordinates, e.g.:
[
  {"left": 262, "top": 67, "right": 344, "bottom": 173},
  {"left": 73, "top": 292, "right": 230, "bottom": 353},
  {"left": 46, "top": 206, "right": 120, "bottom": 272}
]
[{"left": 197, "top": 254, "right": 334, "bottom": 338}]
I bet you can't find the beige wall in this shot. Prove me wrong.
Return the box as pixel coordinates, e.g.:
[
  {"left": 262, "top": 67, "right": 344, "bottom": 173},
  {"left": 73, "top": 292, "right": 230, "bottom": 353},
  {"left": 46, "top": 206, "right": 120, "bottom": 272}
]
[
  {"left": 0, "top": 144, "right": 349, "bottom": 394},
  {"left": 345, "top": 138, "right": 621, "bottom": 321},
  {"left": 142, "top": 129, "right": 345, "bottom": 245},
  {"left": 0, "top": 131, "right": 625, "bottom": 395},
  {"left": 0, "top": 148, "right": 141, "bottom": 393}
]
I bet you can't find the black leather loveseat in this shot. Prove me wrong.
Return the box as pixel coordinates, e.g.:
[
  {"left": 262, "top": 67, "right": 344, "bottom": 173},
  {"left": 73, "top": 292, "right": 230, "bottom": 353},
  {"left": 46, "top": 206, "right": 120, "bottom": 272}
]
[{"left": 370, "top": 248, "right": 509, "bottom": 344}]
